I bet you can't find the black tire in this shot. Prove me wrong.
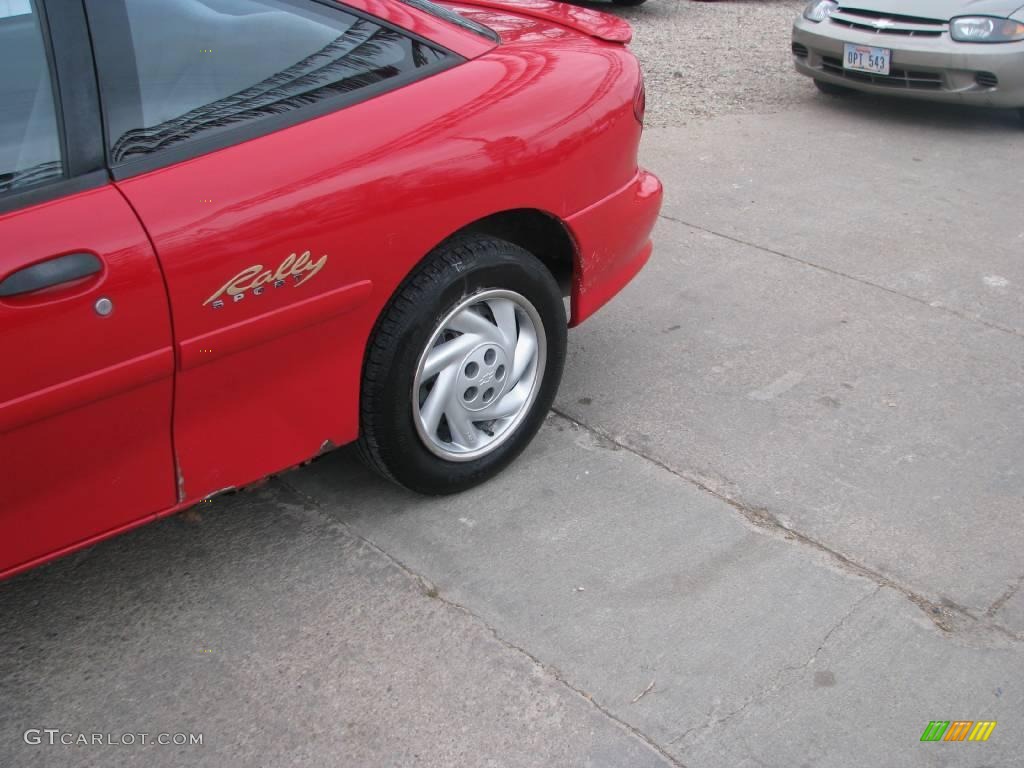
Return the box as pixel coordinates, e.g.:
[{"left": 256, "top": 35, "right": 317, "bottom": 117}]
[
  {"left": 358, "top": 235, "right": 567, "bottom": 495},
  {"left": 612, "top": 0, "right": 648, "bottom": 5},
  {"left": 1018, "top": 108, "right": 1024, "bottom": 126},
  {"left": 814, "top": 79, "right": 854, "bottom": 96}
]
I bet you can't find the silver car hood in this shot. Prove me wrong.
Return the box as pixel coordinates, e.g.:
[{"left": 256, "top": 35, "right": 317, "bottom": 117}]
[{"left": 838, "top": 0, "right": 1024, "bottom": 21}]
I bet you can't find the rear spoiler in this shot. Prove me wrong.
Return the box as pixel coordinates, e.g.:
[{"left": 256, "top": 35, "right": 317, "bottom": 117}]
[{"left": 450, "top": 0, "right": 633, "bottom": 43}]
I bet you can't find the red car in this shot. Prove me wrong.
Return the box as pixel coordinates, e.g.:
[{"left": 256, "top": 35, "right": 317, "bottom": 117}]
[{"left": 0, "top": 0, "right": 661, "bottom": 579}]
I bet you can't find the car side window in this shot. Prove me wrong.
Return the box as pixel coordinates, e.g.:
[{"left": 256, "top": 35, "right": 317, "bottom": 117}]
[
  {"left": 95, "top": 0, "right": 453, "bottom": 165},
  {"left": 0, "top": 0, "right": 64, "bottom": 195}
]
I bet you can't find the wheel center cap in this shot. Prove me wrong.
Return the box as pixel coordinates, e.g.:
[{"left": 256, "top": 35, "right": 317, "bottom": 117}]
[{"left": 457, "top": 343, "right": 510, "bottom": 413}]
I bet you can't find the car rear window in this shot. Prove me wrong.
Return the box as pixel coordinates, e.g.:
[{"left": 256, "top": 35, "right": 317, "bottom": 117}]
[
  {"left": 397, "top": 0, "right": 498, "bottom": 43},
  {"left": 96, "top": 0, "right": 455, "bottom": 165}
]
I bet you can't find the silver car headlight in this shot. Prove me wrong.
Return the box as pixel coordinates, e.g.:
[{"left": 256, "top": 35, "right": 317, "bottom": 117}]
[
  {"left": 803, "top": 0, "right": 838, "bottom": 22},
  {"left": 949, "top": 16, "right": 1024, "bottom": 42}
]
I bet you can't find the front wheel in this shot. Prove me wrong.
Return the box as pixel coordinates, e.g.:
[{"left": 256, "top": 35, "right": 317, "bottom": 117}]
[
  {"left": 358, "top": 235, "right": 567, "bottom": 494},
  {"left": 612, "top": 0, "right": 647, "bottom": 6}
]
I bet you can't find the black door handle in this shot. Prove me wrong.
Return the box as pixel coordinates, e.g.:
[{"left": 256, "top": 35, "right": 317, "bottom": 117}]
[{"left": 0, "top": 253, "right": 102, "bottom": 298}]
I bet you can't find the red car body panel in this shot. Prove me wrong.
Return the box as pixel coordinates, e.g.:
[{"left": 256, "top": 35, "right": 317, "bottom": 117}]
[
  {"left": 450, "top": 0, "right": 633, "bottom": 43},
  {"left": 0, "top": 0, "right": 662, "bottom": 579},
  {"left": 566, "top": 169, "right": 661, "bottom": 325},
  {"left": 347, "top": 0, "right": 498, "bottom": 56},
  {"left": 0, "top": 187, "right": 177, "bottom": 571}
]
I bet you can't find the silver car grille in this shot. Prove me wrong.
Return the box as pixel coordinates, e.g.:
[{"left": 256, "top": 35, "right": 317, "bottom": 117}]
[
  {"left": 830, "top": 7, "right": 947, "bottom": 37},
  {"left": 821, "top": 55, "right": 944, "bottom": 89}
]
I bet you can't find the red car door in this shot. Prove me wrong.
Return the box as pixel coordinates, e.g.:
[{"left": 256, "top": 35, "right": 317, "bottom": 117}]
[
  {"left": 0, "top": 0, "right": 176, "bottom": 577},
  {"left": 84, "top": 0, "right": 481, "bottom": 501}
]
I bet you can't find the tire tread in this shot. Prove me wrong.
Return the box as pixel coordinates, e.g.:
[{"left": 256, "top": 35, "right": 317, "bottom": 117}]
[{"left": 357, "top": 236, "right": 514, "bottom": 484}]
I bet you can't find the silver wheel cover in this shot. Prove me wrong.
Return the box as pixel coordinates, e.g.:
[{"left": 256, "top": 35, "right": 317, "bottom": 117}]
[{"left": 412, "top": 289, "right": 547, "bottom": 462}]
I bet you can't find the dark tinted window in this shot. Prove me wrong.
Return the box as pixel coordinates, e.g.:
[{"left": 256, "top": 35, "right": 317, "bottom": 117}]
[
  {"left": 0, "top": 0, "right": 63, "bottom": 194},
  {"left": 102, "top": 0, "right": 452, "bottom": 163}
]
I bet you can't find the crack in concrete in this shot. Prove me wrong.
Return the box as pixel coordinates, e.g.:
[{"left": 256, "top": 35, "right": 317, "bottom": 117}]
[
  {"left": 552, "top": 408, "right": 1024, "bottom": 645},
  {"left": 658, "top": 213, "right": 1024, "bottom": 342},
  {"left": 269, "top": 408, "right": 1019, "bottom": 764},
  {"left": 274, "top": 476, "right": 688, "bottom": 768},
  {"left": 669, "top": 587, "right": 880, "bottom": 748},
  {"left": 987, "top": 574, "right": 1024, "bottom": 618},
  {"left": 798, "top": 587, "right": 882, "bottom": 669}
]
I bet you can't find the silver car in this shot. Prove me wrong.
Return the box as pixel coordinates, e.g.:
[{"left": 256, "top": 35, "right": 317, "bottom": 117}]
[{"left": 792, "top": 1, "right": 1024, "bottom": 120}]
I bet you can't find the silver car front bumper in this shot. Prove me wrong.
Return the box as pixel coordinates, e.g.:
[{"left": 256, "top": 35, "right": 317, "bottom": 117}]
[{"left": 792, "top": 15, "right": 1024, "bottom": 108}]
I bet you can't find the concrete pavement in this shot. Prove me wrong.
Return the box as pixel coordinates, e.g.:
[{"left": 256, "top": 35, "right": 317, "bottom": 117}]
[{"left": 0, "top": 479, "right": 673, "bottom": 768}]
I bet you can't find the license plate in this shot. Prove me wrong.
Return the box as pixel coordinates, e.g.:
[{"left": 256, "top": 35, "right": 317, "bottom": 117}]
[{"left": 843, "top": 43, "right": 891, "bottom": 75}]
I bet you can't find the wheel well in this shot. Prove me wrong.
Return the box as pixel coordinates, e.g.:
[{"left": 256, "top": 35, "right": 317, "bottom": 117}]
[{"left": 460, "top": 209, "right": 576, "bottom": 296}]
